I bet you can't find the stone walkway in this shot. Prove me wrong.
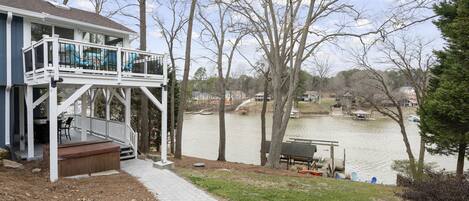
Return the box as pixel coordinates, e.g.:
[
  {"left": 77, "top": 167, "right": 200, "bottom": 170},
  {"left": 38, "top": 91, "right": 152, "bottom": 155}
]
[{"left": 121, "top": 159, "right": 218, "bottom": 201}]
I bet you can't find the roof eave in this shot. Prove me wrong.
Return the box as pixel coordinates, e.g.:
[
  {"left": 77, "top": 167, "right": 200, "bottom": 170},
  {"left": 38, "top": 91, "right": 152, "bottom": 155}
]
[{"left": 0, "top": 4, "right": 135, "bottom": 35}]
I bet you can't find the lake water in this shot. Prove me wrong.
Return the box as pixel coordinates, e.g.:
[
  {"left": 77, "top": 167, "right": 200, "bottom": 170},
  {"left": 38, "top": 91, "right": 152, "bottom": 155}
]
[{"left": 182, "top": 113, "right": 466, "bottom": 184}]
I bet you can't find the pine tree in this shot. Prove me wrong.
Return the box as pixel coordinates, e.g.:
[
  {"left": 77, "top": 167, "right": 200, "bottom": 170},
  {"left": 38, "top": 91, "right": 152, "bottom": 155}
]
[{"left": 419, "top": 0, "right": 469, "bottom": 179}]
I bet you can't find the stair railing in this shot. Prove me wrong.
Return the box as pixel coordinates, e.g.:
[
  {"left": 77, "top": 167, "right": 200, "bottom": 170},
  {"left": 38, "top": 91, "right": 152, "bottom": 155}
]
[{"left": 126, "top": 124, "right": 138, "bottom": 158}]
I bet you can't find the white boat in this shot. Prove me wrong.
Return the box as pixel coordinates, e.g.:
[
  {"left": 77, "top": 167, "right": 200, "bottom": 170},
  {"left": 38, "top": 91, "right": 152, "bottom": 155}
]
[
  {"left": 199, "top": 110, "right": 214, "bottom": 115},
  {"left": 352, "top": 110, "right": 372, "bottom": 121},
  {"left": 290, "top": 107, "right": 300, "bottom": 118},
  {"left": 408, "top": 115, "right": 420, "bottom": 122}
]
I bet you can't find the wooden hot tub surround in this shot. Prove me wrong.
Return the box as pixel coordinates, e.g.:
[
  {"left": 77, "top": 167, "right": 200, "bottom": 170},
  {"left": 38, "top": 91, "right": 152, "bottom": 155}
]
[{"left": 44, "top": 140, "right": 121, "bottom": 177}]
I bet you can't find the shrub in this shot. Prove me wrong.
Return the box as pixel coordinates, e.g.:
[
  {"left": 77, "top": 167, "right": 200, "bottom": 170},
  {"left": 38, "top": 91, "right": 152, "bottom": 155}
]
[{"left": 398, "top": 173, "right": 469, "bottom": 201}]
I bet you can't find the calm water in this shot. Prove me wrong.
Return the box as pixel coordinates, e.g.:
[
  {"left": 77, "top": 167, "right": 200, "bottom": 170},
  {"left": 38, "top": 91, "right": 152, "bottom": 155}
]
[{"left": 182, "top": 113, "right": 466, "bottom": 184}]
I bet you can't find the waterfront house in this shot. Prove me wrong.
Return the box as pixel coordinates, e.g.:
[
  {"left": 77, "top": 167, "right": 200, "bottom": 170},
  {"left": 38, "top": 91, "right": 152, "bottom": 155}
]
[
  {"left": 301, "top": 90, "right": 319, "bottom": 102},
  {"left": 0, "top": 0, "right": 169, "bottom": 182},
  {"left": 254, "top": 92, "right": 271, "bottom": 101},
  {"left": 398, "top": 86, "right": 418, "bottom": 107}
]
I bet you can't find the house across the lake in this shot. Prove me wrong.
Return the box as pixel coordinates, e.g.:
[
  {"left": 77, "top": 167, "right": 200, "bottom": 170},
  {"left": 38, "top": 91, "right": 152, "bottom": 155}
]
[
  {"left": 398, "top": 86, "right": 418, "bottom": 107},
  {"left": 254, "top": 92, "right": 271, "bottom": 101},
  {"left": 0, "top": 0, "right": 169, "bottom": 182},
  {"left": 301, "top": 91, "right": 319, "bottom": 102}
]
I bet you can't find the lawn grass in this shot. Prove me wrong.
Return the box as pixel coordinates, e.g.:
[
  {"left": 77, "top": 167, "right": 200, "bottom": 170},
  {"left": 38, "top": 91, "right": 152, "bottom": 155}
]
[{"left": 176, "top": 168, "right": 400, "bottom": 201}]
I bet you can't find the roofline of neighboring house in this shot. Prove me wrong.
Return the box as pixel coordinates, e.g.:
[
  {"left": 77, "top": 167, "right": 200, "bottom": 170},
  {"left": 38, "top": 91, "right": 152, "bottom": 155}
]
[{"left": 0, "top": 4, "right": 136, "bottom": 36}]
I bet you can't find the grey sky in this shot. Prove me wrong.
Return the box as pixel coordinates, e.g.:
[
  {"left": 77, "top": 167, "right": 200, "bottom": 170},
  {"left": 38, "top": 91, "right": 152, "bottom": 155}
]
[{"left": 70, "top": 0, "right": 443, "bottom": 77}]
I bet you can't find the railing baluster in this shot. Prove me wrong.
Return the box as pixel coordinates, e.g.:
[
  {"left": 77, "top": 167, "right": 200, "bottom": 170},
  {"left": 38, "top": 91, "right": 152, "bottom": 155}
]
[
  {"left": 43, "top": 41, "right": 48, "bottom": 69},
  {"left": 117, "top": 47, "right": 122, "bottom": 83},
  {"left": 32, "top": 45, "right": 36, "bottom": 82}
]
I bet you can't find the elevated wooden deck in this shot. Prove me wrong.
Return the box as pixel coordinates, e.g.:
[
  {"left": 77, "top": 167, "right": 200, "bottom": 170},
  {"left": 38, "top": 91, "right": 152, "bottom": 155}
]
[{"left": 22, "top": 36, "right": 166, "bottom": 87}]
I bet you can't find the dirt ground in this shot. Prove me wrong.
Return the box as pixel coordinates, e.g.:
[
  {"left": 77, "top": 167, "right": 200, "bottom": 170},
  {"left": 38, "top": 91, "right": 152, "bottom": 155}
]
[
  {"left": 171, "top": 156, "right": 314, "bottom": 178},
  {"left": 0, "top": 160, "right": 156, "bottom": 201}
]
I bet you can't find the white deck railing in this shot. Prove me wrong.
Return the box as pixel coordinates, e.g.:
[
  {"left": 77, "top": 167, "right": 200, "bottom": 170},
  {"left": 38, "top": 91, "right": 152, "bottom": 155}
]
[
  {"left": 70, "top": 115, "right": 137, "bottom": 152},
  {"left": 23, "top": 35, "right": 165, "bottom": 83}
]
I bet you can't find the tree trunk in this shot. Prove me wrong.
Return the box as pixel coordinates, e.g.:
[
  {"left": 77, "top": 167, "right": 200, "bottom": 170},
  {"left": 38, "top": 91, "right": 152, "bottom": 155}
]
[
  {"left": 175, "top": 0, "right": 197, "bottom": 159},
  {"left": 138, "top": 0, "right": 149, "bottom": 154},
  {"left": 260, "top": 77, "right": 269, "bottom": 166},
  {"left": 416, "top": 136, "right": 426, "bottom": 180},
  {"left": 266, "top": 85, "right": 288, "bottom": 168},
  {"left": 140, "top": 97, "right": 149, "bottom": 153},
  {"left": 218, "top": 92, "right": 226, "bottom": 161},
  {"left": 169, "top": 56, "right": 176, "bottom": 154},
  {"left": 398, "top": 119, "right": 418, "bottom": 178},
  {"left": 216, "top": 43, "right": 226, "bottom": 161},
  {"left": 456, "top": 142, "right": 467, "bottom": 179}
]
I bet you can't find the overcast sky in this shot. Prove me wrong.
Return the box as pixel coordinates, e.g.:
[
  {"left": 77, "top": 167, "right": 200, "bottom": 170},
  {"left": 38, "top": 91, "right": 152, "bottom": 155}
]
[{"left": 69, "top": 0, "right": 444, "bottom": 78}]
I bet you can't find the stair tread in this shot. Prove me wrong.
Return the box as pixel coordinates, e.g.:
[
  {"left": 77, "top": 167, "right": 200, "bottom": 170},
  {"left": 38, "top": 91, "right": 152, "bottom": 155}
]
[{"left": 120, "top": 155, "right": 135, "bottom": 160}]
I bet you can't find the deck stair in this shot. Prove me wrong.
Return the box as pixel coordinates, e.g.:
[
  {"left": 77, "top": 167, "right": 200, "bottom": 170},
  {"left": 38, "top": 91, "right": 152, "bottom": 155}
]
[{"left": 120, "top": 144, "right": 136, "bottom": 160}]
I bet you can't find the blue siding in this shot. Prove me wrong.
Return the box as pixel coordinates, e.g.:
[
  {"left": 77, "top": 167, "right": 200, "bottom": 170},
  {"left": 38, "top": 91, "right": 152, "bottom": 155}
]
[
  {"left": 12, "top": 16, "right": 24, "bottom": 85},
  {"left": 0, "top": 14, "right": 5, "bottom": 147},
  {"left": 0, "top": 14, "right": 6, "bottom": 86},
  {"left": 0, "top": 88, "right": 5, "bottom": 147}
]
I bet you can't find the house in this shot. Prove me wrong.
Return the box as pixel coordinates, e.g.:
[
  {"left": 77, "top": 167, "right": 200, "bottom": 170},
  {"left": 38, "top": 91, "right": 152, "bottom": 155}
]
[
  {"left": 338, "top": 91, "right": 355, "bottom": 114},
  {"left": 226, "top": 90, "right": 246, "bottom": 101},
  {"left": 301, "top": 91, "right": 319, "bottom": 102},
  {"left": 398, "top": 86, "right": 418, "bottom": 107},
  {"left": 254, "top": 92, "right": 271, "bottom": 101},
  {"left": 192, "top": 91, "right": 217, "bottom": 101},
  {"left": 0, "top": 0, "right": 169, "bottom": 182}
]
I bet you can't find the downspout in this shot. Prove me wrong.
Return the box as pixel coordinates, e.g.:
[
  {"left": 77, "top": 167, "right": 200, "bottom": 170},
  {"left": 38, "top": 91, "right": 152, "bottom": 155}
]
[{"left": 5, "top": 12, "right": 12, "bottom": 146}]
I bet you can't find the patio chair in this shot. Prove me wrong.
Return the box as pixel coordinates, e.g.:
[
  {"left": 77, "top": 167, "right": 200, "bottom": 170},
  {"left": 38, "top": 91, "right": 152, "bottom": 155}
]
[
  {"left": 60, "top": 117, "right": 73, "bottom": 141},
  {"left": 58, "top": 119, "right": 63, "bottom": 144},
  {"left": 63, "top": 44, "right": 93, "bottom": 68},
  {"left": 101, "top": 49, "right": 117, "bottom": 71},
  {"left": 122, "top": 52, "right": 139, "bottom": 72}
]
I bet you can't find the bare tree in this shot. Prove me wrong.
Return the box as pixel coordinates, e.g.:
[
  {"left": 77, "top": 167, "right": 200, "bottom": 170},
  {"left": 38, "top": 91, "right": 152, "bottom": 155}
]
[
  {"left": 312, "top": 57, "right": 331, "bottom": 103},
  {"left": 380, "top": 36, "right": 434, "bottom": 179},
  {"left": 239, "top": 52, "right": 270, "bottom": 165},
  {"left": 352, "top": 35, "right": 434, "bottom": 180},
  {"left": 175, "top": 0, "right": 197, "bottom": 159},
  {"left": 230, "top": 0, "right": 436, "bottom": 168},
  {"left": 153, "top": 0, "right": 189, "bottom": 154},
  {"left": 63, "top": 0, "right": 69, "bottom": 5},
  {"left": 197, "top": 0, "right": 246, "bottom": 161}
]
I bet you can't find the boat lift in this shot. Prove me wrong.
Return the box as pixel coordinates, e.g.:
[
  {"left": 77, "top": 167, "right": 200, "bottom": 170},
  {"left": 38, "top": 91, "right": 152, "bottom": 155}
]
[{"left": 288, "top": 137, "right": 345, "bottom": 176}]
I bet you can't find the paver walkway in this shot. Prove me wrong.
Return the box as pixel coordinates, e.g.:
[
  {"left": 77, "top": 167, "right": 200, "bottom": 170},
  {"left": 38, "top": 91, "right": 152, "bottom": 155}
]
[{"left": 121, "top": 159, "right": 218, "bottom": 201}]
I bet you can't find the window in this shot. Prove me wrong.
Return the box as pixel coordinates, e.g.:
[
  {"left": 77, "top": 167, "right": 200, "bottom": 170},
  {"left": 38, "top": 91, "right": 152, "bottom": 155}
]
[
  {"left": 83, "top": 32, "right": 123, "bottom": 47},
  {"left": 54, "top": 26, "right": 74, "bottom": 40},
  {"left": 31, "top": 23, "right": 75, "bottom": 42},
  {"left": 83, "top": 32, "right": 105, "bottom": 45},
  {"left": 31, "top": 23, "right": 52, "bottom": 42},
  {"left": 105, "top": 36, "right": 123, "bottom": 47}
]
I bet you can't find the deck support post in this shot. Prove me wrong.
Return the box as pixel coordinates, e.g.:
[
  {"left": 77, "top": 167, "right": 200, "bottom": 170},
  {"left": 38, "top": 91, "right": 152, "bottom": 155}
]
[
  {"left": 19, "top": 87, "right": 25, "bottom": 151},
  {"left": 81, "top": 93, "right": 88, "bottom": 141},
  {"left": 140, "top": 86, "right": 169, "bottom": 165},
  {"left": 161, "top": 85, "right": 168, "bottom": 163},
  {"left": 26, "top": 86, "right": 34, "bottom": 159},
  {"left": 105, "top": 88, "right": 112, "bottom": 138},
  {"left": 90, "top": 89, "right": 96, "bottom": 118},
  {"left": 48, "top": 81, "right": 58, "bottom": 182},
  {"left": 124, "top": 88, "right": 131, "bottom": 143}
]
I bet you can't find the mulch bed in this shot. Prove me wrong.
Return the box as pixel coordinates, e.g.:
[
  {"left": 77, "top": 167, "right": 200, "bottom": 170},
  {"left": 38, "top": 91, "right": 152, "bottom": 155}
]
[{"left": 0, "top": 160, "right": 156, "bottom": 201}]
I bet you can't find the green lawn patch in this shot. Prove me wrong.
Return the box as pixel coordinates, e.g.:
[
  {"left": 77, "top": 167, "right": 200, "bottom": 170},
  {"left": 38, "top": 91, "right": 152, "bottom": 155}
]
[{"left": 176, "top": 168, "right": 400, "bottom": 201}]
